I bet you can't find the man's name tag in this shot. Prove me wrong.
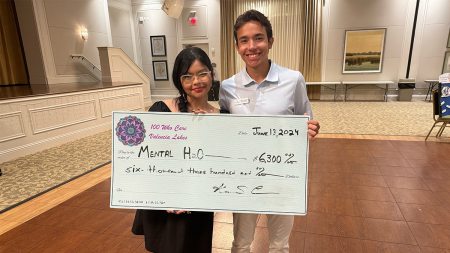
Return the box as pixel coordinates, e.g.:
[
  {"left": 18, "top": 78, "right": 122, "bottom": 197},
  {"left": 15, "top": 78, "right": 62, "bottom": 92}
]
[
  {"left": 110, "top": 112, "right": 309, "bottom": 215},
  {"left": 234, "top": 98, "right": 250, "bottom": 105}
]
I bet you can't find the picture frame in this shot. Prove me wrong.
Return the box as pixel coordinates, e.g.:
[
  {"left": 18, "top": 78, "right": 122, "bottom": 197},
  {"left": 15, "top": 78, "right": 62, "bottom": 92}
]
[
  {"left": 447, "top": 28, "right": 450, "bottom": 48},
  {"left": 342, "top": 28, "right": 386, "bottom": 73},
  {"left": 150, "top": 35, "right": 167, "bottom": 57},
  {"left": 152, "top": 60, "right": 169, "bottom": 81},
  {"left": 443, "top": 51, "right": 450, "bottom": 74}
]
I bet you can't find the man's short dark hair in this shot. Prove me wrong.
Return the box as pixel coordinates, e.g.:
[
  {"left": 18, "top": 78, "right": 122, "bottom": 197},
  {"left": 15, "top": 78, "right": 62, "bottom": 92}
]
[{"left": 233, "top": 9, "right": 273, "bottom": 44}]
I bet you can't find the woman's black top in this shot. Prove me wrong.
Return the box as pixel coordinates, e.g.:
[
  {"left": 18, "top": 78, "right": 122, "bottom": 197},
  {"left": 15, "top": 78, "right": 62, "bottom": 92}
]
[{"left": 132, "top": 101, "right": 223, "bottom": 253}]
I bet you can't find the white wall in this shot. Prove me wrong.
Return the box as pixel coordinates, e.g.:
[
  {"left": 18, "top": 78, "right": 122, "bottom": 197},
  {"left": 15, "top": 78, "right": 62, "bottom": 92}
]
[
  {"left": 323, "top": 0, "right": 415, "bottom": 83},
  {"left": 22, "top": 0, "right": 448, "bottom": 96},
  {"left": 412, "top": 0, "right": 450, "bottom": 84},
  {"left": 44, "top": 0, "right": 111, "bottom": 75},
  {"left": 20, "top": 0, "right": 220, "bottom": 96},
  {"left": 108, "top": 0, "right": 138, "bottom": 62},
  {"left": 30, "top": 0, "right": 112, "bottom": 84},
  {"left": 131, "top": 0, "right": 221, "bottom": 98},
  {"left": 182, "top": 0, "right": 221, "bottom": 81},
  {"left": 134, "top": 2, "right": 178, "bottom": 93},
  {"left": 323, "top": 0, "right": 450, "bottom": 91}
]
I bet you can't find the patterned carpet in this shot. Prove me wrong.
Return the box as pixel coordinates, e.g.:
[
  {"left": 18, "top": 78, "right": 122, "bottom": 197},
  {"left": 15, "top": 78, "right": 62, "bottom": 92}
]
[
  {"left": 0, "top": 131, "right": 111, "bottom": 213},
  {"left": 0, "top": 101, "right": 446, "bottom": 213},
  {"left": 310, "top": 101, "right": 446, "bottom": 137}
]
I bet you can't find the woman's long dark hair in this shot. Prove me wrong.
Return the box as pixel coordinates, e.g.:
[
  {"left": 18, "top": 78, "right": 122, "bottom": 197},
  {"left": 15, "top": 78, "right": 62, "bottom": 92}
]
[{"left": 172, "top": 47, "right": 214, "bottom": 112}]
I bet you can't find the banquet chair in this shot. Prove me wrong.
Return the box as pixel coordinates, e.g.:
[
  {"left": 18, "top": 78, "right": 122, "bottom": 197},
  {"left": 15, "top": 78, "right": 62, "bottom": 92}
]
[{"left": 425, "top": 91, "right": 450, "bottom": 140}]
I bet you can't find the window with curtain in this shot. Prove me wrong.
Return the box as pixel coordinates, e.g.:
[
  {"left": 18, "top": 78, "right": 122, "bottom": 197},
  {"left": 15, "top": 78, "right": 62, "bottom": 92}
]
[{"left": 220, "top": 0, "right": 322, "bottom": 85}]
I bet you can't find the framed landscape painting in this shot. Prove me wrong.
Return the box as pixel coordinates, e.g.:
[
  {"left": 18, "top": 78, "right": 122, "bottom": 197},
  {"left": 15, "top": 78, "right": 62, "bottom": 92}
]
[{"left": 342, "top": 28, "right": 386, "bottom": 73}]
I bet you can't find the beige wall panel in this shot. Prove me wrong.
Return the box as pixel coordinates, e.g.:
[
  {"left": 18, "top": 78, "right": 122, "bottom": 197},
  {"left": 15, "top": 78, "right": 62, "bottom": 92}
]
[
  {"left": 0, "top": 112, "right": 26, "bottom": 142},
  {"left": 0, "top": 85, "right": 143, "bottom": 163},
  {"left": 29, "top": 100, "right": 97, "bottom": 134},
  {"left": 99, "top": 93, "right": 143, "bottom": 118}
]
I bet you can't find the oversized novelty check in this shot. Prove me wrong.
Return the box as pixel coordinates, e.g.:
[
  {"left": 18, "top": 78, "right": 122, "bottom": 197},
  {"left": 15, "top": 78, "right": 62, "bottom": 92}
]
[{"left": 110, "top": 111, "right": 309, "bottom": 215}]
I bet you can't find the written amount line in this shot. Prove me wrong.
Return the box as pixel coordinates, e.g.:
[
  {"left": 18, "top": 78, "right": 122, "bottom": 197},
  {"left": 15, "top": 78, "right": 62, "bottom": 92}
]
[{"left": 204, "top": 154, "right": 247, "bottom": 160}]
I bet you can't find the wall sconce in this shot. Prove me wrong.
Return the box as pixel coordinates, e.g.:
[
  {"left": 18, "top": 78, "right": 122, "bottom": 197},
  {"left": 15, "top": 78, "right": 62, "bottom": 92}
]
[{"left": 80, "top": 27, "right": 88, "bottom": 41}]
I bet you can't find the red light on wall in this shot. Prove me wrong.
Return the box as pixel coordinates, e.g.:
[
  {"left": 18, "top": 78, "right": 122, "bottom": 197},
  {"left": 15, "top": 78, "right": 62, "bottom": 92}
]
[
  {"left": 187, "top": 11, "right": 197, "bottom": 26},
  {"left": 188, "top": 16, "right": 197, "bottom": 25}
]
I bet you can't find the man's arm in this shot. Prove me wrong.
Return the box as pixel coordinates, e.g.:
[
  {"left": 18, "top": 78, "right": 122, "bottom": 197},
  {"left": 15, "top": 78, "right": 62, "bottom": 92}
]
[
  {"left": 293, "top": 73, "right": 313, "bottom": 117},
  {"left": 294, "top": 73, "right": 319, "bottom": 139}
]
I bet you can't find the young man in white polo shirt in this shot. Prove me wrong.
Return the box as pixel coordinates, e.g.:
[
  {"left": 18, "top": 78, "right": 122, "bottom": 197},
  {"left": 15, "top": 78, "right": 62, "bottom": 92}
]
[{"left": 219, "top": 9, "right": 320, "bottom": 253}]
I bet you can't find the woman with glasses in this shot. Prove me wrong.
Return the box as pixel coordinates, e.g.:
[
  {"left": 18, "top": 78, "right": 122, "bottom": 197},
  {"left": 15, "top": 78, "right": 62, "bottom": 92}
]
[{"left": 132, "top": 47, "right": 220, "bottom": 253}]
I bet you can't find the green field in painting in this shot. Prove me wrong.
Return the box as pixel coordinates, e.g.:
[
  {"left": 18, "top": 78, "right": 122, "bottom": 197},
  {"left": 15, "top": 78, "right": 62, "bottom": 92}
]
[
  {"left": 344, "top": 62, "right": 380, "bottom": 71},
  {"left": 344, "top": 54, "right": 381, "bottom": 72}
]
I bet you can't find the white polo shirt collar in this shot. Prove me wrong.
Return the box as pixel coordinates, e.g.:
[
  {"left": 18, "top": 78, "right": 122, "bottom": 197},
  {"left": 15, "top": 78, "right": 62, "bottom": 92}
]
[{"left": 240, "top": 61, "right": 279, "bottom": 87}]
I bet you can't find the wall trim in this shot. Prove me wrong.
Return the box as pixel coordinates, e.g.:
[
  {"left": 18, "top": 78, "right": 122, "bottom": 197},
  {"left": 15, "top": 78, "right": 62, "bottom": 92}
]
[
  {"left": 32, "top": 0, "right": 57, "bottom": 81},
  {"left": 0, "top": 112, "right": 26, "bottom": 143},
  {"left": 103, "top": 0, "right": 113, "bottom": 47},
  {"left": 0, "top": 85, "right": 140, "bottom": 105},
  {"left": 99, "top": 92, "right": 143, "bottom": 117},
  {"left": 29, "top": 100, "right": 98, "bottom": 134},
  {"left": 131, "top": 0, "right": 162, "bottom": 6},
  {"left": 108, "top": 0, "right": 139, "bottom": 63}
]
